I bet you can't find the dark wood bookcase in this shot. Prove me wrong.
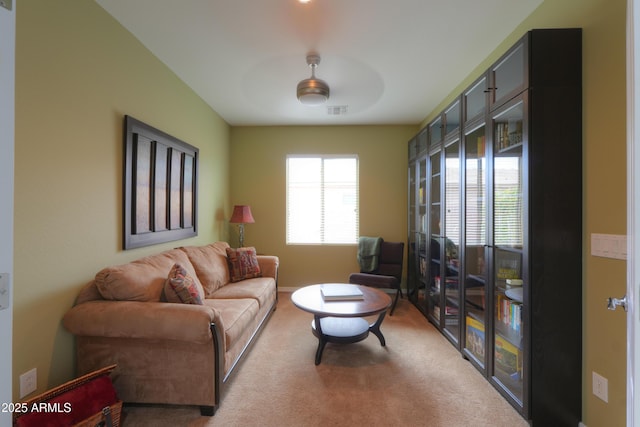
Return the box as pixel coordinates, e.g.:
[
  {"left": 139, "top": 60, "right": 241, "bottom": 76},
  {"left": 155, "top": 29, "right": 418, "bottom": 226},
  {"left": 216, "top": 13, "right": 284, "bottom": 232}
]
[{"left": 406, "top": 29, "right": 582, "bottom": 425}]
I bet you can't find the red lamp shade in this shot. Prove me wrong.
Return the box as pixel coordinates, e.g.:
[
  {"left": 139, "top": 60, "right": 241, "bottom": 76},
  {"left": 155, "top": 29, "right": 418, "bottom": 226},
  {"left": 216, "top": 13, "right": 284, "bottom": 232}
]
[{"left": 230, "top": 205, "right": 255, "bottom": 224}]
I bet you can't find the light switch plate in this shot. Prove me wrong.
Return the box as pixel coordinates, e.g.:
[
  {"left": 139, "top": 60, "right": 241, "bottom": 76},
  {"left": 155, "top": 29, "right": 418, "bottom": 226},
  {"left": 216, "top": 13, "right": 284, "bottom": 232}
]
[
  {"left": 19, "top": 368, "right": 37, "bottom": 398},
  {"left": 0, "top": 0, "right": 12, "bottom": 11},
  {"left": 592, "top": 371, "right": 609, "bottom": 402},
  {"left": 0, "top": 273, "right": 9, "bottom": 310}
]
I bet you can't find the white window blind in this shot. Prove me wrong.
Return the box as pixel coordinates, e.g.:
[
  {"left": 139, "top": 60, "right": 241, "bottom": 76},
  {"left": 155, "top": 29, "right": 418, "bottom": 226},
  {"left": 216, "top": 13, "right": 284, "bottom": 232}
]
[{"left": 286, "top": 155, "right": 359, "bottom": 244}]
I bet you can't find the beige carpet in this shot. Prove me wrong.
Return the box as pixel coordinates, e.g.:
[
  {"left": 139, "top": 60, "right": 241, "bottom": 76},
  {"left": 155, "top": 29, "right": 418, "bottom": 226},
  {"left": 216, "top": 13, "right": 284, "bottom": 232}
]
[{"left": 121, "top": 292, "right": 528, "bottom": 427}]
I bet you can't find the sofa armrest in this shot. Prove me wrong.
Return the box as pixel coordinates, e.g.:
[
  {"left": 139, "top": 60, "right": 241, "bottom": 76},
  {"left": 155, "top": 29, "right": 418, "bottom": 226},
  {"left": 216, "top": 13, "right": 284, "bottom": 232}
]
[
  {"left": 63, "top": 300, "right": 221, "bottom": 344},
  {"left": 257, "top": 255, "right": 279, "bottom": 281},
  {"left": 74, "top": 280, "right": 104, "bottom": 304}
]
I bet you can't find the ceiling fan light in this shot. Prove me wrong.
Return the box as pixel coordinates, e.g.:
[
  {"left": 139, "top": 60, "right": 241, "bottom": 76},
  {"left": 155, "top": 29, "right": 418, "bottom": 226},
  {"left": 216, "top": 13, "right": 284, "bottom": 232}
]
[{"left": 297, "top": 78, "right": 330, "bottom": 106}]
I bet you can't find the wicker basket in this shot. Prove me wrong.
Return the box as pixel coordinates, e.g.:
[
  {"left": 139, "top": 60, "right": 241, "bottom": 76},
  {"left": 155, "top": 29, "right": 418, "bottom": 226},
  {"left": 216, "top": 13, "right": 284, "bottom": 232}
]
[
  {"left": 14, "top": 364, "right": 122, "bottom": 427},
  {"left": 72, "top": 401, "right": 122, "bottom": 427}
]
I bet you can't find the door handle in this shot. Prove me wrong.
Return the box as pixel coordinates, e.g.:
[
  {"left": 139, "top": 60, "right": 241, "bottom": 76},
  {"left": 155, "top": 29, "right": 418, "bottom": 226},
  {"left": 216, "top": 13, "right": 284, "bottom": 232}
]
[{"left": 607, "top": 295, "right": 628, "bottom": 312}]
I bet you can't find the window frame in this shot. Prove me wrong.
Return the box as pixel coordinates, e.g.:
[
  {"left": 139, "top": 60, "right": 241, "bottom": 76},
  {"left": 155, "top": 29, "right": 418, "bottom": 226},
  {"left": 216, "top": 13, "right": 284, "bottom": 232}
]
[{"left": 286, "top": 154, "right": 359, "bottom": 245}]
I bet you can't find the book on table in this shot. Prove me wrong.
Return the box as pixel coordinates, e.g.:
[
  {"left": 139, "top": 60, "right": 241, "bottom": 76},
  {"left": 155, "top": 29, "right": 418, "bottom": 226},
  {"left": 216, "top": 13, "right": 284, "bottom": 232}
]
[{"left": 320, "top": 284, "right": 364, "bottom": 301}]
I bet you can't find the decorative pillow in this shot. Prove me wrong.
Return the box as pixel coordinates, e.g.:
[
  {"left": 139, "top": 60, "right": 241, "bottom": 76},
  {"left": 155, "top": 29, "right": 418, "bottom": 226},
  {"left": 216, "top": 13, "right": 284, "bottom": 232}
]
[
  {"left": 178, "top": 242, "right": 231, "bottom": 296},
  {"left": 226, "top": 247, "right": 262, "bottom": 282},
  {"left": 164, "top": 263, "right": 204, "bottom": 305}
]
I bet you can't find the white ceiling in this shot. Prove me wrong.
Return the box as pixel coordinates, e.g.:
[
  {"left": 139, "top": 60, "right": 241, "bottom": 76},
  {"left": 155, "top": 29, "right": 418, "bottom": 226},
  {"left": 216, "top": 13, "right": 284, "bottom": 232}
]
[{"left": 95, "top": 0, "right": 542, "bottom": 126}]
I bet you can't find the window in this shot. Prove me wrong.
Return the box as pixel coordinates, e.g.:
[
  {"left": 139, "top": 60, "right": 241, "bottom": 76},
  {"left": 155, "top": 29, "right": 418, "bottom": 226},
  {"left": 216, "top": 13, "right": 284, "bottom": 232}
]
[{"left": 286, "top": 155, "right": 359, "bottom": 244}]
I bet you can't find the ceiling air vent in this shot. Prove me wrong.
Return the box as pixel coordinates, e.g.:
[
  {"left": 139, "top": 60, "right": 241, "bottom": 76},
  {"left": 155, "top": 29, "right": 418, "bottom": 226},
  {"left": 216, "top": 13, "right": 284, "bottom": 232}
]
[{"left": 327, "top": 105, "right": 348, "bottom": 115}]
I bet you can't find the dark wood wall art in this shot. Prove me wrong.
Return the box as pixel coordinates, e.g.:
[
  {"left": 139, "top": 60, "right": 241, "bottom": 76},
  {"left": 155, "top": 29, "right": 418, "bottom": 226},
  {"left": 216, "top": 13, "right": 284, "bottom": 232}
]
[{"left": 123, "top": 116, "right": 198, "bottom": 249}]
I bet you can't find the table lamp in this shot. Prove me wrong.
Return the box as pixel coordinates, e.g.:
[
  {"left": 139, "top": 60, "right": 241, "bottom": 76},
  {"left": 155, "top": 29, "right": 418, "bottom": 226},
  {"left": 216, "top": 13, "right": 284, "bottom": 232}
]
[{"left": 230, "top": 205, "right": 255, "bottom": 247}]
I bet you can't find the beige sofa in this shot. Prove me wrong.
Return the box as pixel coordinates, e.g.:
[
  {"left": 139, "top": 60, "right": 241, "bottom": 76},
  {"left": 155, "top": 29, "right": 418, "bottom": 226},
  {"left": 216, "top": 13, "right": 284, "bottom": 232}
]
[{"left": 62, "top": 242, "right": 278, "bottom": 416}]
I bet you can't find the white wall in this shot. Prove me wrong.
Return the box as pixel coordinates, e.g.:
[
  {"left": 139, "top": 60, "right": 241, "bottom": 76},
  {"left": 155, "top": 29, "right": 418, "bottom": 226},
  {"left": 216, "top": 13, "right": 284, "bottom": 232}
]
[{"left": 0, "top": 0, "right": 15, "bottom": 424}]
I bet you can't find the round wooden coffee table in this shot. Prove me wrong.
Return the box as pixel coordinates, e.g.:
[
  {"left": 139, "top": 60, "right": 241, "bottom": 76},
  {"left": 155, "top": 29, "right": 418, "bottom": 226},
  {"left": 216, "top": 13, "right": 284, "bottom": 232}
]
[{"left": 291, "top": 284, "right": 392, "bottom": 365}]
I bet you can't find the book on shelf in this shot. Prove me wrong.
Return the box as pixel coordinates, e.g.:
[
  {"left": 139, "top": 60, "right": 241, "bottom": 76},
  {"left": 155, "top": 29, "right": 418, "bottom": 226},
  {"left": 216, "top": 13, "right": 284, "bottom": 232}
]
[
  {"left": 506, "top": 278, "right": 523, "bottom": 288},
  {"left": 320, "top": 284, "right": 364, "bottom": 301},
  {"left": 495, "top": 121, "right": 523, "bottom": 151},
  {"left": 497, "top": 267, "right": 520, "bottom": 280},
  {"left": 495, "top": 334, "right": 522, "bottom": 378},
  {"left": 466, "top": 316, "right": 485, "bottom": 360},
  {"left": 496, "top": 293, "right": 522, "bottom": 332},
  {"left": 496, "top": 253, "right": 521, "bottom": 280},
  {"left": 433, "top": 306, "right": 459, "bottom": 324}
]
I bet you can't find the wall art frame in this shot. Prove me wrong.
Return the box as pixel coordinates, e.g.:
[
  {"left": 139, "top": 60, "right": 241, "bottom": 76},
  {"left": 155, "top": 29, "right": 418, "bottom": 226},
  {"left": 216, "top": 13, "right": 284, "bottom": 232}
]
[{"left": 123, "top": 115, "right": 198, "bottom": 249}]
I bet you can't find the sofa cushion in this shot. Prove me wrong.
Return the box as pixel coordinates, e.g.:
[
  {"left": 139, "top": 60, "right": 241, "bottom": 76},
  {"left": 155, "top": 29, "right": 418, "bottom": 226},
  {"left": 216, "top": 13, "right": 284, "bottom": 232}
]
[
  {"left": 226, "top": 247, "right": 261, "bottom": 282},
  {"left": 203, "top": 298, "right": 259, "bottom": 350},
  {"left": 179, "top": 242, "right": 231, "bottom": 297},
  {"left": 95, "top": 249, "right": 200, "bottom": 302},
  {"left": 209, "top": 277, "right": 275, "bottom": 309},
  {"left": 164, "top": 263, "right": 204, "bottom": 305}
]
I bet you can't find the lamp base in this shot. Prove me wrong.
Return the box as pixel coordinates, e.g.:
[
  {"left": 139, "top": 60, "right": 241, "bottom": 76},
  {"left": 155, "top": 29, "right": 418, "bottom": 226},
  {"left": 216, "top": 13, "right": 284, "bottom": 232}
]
[{"left": 238, "top": 224, "right": 245, "bottom": 248}]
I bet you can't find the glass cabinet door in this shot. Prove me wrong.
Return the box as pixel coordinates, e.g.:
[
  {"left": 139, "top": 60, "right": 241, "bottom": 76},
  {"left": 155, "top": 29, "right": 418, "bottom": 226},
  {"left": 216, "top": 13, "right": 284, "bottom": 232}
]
[
  {"left": 490, "top": 42, "right": 525, "bottom": 110},
  {"left": 443, "top": 140, "right": 461, "bottom": 342},
  {"left": 429, "top": 116, "right": 443, "bottom": 145},
  {"left": 464, "top": 76, "right": 487, "bottom": 124},
  {"left": 408, "top": 137, "right": 418, "bottom": 161},
  {"left": 444, "top": 100, "right": 461, "bottom": 136},
  {"left": 416, "top": 156, "right": 428, "bottom": 314},
  {"left": 417, "top": 128, "right": 428, "bottom": 156},
  {"left": 464, "top": 124, "right": 487, "bottom": 368},
  {"left": 492, "top": 99, "right": 525, "bottom": 403},
  {"left": 428, "top": 151, "right": 442, "bottom": 322},
  {"left": 407, "top": 159, "right": 417, "bottom": 303},
  {"left": 408, "top": 160, "right": 416, "bottom": 236}
]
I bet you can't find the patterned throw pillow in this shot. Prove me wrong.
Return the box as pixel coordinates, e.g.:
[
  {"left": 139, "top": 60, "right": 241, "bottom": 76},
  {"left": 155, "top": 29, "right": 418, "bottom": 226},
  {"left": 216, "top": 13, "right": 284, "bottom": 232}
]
[
  {"left": 226, "top": 247, "right": 262, "bottom": 282},
  {"left": 164, "top": 263, "right": 204, "bottom": 305}
]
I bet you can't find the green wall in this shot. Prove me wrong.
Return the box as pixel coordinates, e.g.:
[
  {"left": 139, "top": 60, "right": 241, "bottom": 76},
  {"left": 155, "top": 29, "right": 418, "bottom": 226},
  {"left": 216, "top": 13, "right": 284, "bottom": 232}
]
[
  {"left": 13, "top": 0, "right": 230, "bottom": 399},
  {"left": 420, "top": 0, "right": 628, "bottom": 426},
  {"left": 230, "top": 125, "right": 415, "bottom": 288},
  {"left": 12, "top": 0, "right": 629, "bottom": 425}
]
